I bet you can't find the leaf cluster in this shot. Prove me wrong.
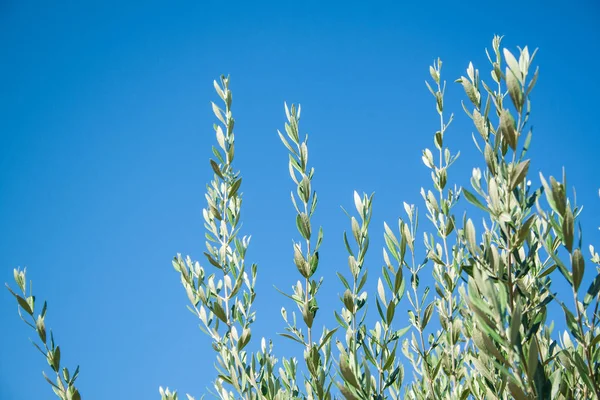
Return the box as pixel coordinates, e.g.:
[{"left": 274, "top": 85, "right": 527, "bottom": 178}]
[{"left": 7, "top": 37, "right": 600, "bottom": 400}]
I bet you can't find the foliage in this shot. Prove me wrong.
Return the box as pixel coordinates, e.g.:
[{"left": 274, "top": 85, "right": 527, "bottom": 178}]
[
  {"left": 5, "top": 269, "right": 81, "bottom": 400},
  {"left": 7, "top": 36, "right": 600, "bottom": 400}
]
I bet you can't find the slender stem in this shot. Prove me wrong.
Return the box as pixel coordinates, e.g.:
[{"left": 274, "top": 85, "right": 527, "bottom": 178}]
[
  {"left": 506, "top": 175, "right": 514, "bottom": 312},
  {"left": 592, "top": 290, "right": 600, "bottom": 329},
  {"left": 506, "top": 107, "right": 520, "bottom": 312},
  {"left": 305, "top": 274, "right": 311, "bottom": 347},
  {"left": 221, "top": 117, "right": 233, "bottom": 330},
  {"left": 379, "top": 342, "right": 384, "bottom": 395},
  {"left": 304, "top": 198, "right": 312, "bottom": 348},
  {"left": 437, "top": 86, "right": 456, "bottom": 389},
  {"left": 352, "top": 272, "right": 358, "bottom": 364},
  {"left": 573, "top": 286, "right": 600, "bottom": 398},
  {"left": 417, "top": 322, "right": 436, "bottom": 400},
  {"left": 21, "top": 303, "right": 69, "bottom": 396},
  {"left": 352, "top": 276, "right": 357, "bottom": 336},
  {"left": 410, "top": 249, "right": 437, "bottom": 400}
]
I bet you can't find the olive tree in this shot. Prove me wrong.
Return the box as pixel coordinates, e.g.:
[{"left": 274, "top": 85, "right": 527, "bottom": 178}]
[{"left": 8, "top": 36, "right": 600, "bottom": 400}]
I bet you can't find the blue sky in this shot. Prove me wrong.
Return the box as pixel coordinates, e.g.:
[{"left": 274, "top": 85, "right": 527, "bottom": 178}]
[{"left": 1, "top": 0, "right": 599, "bottom": 398}]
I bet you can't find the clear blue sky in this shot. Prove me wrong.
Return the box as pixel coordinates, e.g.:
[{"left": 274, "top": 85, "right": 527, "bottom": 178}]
[{"left": 1, "top": 1, "right": 599, "bottom": 398}]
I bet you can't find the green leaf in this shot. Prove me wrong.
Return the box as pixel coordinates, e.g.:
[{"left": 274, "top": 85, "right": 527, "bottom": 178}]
[
  {"left": 343, "top": 232, "right": 354, "bottom": 257},
  {"left": 343, "top": 289, "right": 354, "bottom": 313},
  {"left": 237, "top": 328, "right": 251, "bottom": 351},
  {"left": 583, "top": 273, "right": 600, "bottom": 309},
  {"left": 422, "top": 302, "right": 434, "bottom": 328},
  {"left": 484, "top": 143, "right": 497, "bottom": 175},
  {"left": 539, "top": 174, "right": 556, "bottom": 213},
  {"left": 473, "top": 329, "right": 508, "bottom": 366},
  {"left": 506, "top": 66, "right": 523, "bottom": 112},
  {"left": 472, "top": 109, "right": 488, "bottom": 139},
  {"left": 203, "top": 252, "right": 221, "bottom": 269},
  {"left": 211, "top": 102, "right": 226, "bottom": 125},
  {"left": 510, "top": 159, "right": 530, "bottom": 191},
  {"left": 571, "top": 248, "right": 584, "bottom": 292},
  {"left": 353, "top": 191, "right": 363, "bottom": 214},
  {"left": 550, "top": 176, "right": 566, "bottom": 216},
  {"left": 315, "top": 226, "right": 323, "bottom": 250},
  {"left": 302, "top": 302, "right": 314, "bottom": 328},
  {"left": 500, "top": 108, "right": 518, "bottom": 151},
  {"left": 339, "top": 354, "right": 360, "bottom": 389},
  {"left": 279, "top": 333, "right": 306, "bottom": 346},
  {"left": 527, "top": 338, "right": 539, "bottom": 380},
  {"left": 572, "top": 351, "right": 595, "bottom": 393},
  {"left": 393, "top": 267, "right": 404, "bottom": 295},
  {"left": 384, "top": 365, "right": 402, "bottom": 389},
  {"left": 515, "top": 215, "right": 536, "bottom": 248},
  {"left": 550, "top": 369, "right": 562, "bottom": 399},
  {"left": 463, "top": 189, "right": 489, "bottom": 212},
  {"left": 563, "top": 207, "right": 574, "bottom": 253},
  {"left": 538, "top": 263, "right": 557, "bottom": 278},
  {"left": 36, "top": 315, "right": 47, "bottom": 343},
  {"left": 42, "top": 371, "right": 61, "bottom": 391},
  {"left": 503, "top": 48, "right": 520, "bottom": 79},
  {"left": 377, "top": 278, "right": 386, "bottom": 304},
  {"left": 337, "top": 272, "right": 351, "bottom": 290},
  {"left": 375, "top": 298, "right": 386, "bottom": 322},
  {"left": 68, "top": 388, "right": 81, "bottom": 400},
  {"left": 386, "top": 299, "right": 396, "bottom": 325},
  {"left": 13, "top": 268, "right": 26, "bottom": 292},
  {"left": 429, "top": 66, "right": 439, "bottom": 83},
  {"left": 317, "top": 328, "right": 338, "bottom": 351},
  {"left": 382, "top": 350, "right": 396, "bottom": 371},
  {"left": 468, "top": 299, "right": 504, "bottom": 346},
  {"left": 5, "top": 285, "right": 33, "bottom": 315},
  {"left": 393, "top": 325, "right": 411, "bottom": 340},
  {"left": 334, "top": 311, "right": 347, "bottom": 329},
  {"left": 541, "top": 237, "right": 572, "bottom": 285},
  {"left": 465, "top": 219, "right": 479, "bottom": 255},
  {"left": 293, "top": 244, "right": 309, "bottom": 278},
  {"left": 508, "top": 381, "right": 527, "bottom": 400},
  {"left": 212, "top": 146, "right": 224, "bottom": 165},
  {"left": 488, "top": 178, "right": 500, "bottom": 212},
  {"left": 215, "top": 125, "right": 226, "bottom": 150},
  {"left": 526, "top": 66, "right": 539, "bottom": 96},
  {"left": 299, "top": 142, "right": 309, "bottom": 170},
  {"left": 209, "top": 159, "right": 224, "bottom": 179},
  {"left": 228, "top": 178, "right": 242, "bottom": 198},
  {"left": 338, "top": 384, "right": 360, "bottom": 400},
  {"left": 351, "top": 217, "right": 360, "bottom": 244},
  {"left": 212, "top": 300, "right": 228, "bottom": 324},
  {"left": 357, "top": 270, "right": 368, "bottom": 292},
  {"left": 510, "top": 302, "right": 522, "bottom": 345},
  {"left": 383, "top": 222, "right": 400, "bottom": 248},
  {"left": 296, "top": 213, "right": 311, "bottom": 240},
  {"left": 299, "top": 176, "right": 311, "bottom": 203},
  {"left": 459, "top": 76, "right": 480, "bottom": 107},
  {"left": 50, "top": 346, "right": 61, "bottom": 372},
  {"left": 309, "top": 253, "right": 321, "bottom": 279},
  {"left": 562, "top": 305, "right": 582, "bottom": 342},
  {"left": 278, "top": 130, "right": 297, "bottom": 155}
]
